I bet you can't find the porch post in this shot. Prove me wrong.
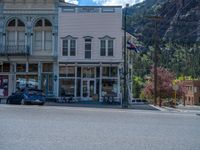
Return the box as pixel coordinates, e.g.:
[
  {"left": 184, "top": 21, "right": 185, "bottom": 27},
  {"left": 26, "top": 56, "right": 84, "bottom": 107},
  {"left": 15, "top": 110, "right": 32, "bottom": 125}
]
[
  {"left": 99, "top": 63, "right": 102, "bottom": 102},
  {"left": 38, "top": 62, "right": 42, "bottom": 90},
  {"left": 117, "top": 65, "right": 121, "bottom": 103},
  {"left": 75, "top": 64, "right": 77, "bottom": 100}
]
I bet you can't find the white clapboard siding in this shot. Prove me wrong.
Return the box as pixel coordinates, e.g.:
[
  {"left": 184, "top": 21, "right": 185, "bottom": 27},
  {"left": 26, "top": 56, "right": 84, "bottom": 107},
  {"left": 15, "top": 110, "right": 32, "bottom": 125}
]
[{"left": 58, "top": 7, "right": 123, "bottom": 63}]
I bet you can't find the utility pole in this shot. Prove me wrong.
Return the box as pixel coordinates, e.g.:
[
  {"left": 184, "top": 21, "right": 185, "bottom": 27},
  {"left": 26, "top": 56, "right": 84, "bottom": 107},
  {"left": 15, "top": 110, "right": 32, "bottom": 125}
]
[
  {"left": 147, "top": 16, "right": 163, "bottom": 106},
  {"left": 122, "top": 4, "right": 129, "bottom": 108}
]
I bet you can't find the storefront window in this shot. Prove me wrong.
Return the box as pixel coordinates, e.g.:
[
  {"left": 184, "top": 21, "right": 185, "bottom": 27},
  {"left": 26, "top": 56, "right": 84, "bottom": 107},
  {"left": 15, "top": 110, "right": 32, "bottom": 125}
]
[
  {"left": 102, "top": 79, "right": 118, "bottom": 95},
  {"left": 103, "top": 67, "right": 109, "bottom": 77},
  {"left": 16, "top": 75, "right": 38, "bottom": 90},
  {"left": 96, "top": 67, "right": 100, "bottom": 78},
  {"left": 66, "top": 67, "right": 75, "bottom": 77},
  {"left": 0, "top": 75, "right": 8, "bottom": 96},
  {"left": 29, "top": 64, "right": 38, "bottom": 72},
  {"left": 59, "top": 79, "right": 75, "bottom": 96},
  {"left": 16, "top": 64, "right": 26, "bottom": 72},
  {"left": 83, "top": 67, "right": 95, "bottom": 78},
  {"left": 42, "top": 63, "right": 53, "bottom": 72},
  {"left": 77, "top": 67, "right": 81, "bottom": 77},
  {"left": 77, "top": 79, "right": 81, "bottom": 97},
  {"left": 103, "top": 67, "right": 117, "bottom": 77},
  {"left": 59, "top": 66, "right": 75, "bottom": 77},
  {"left": 3, "top": 63, "right": 10, "bottom": 72},
  {"left": 111, "top": 67, "right": 118, "bottom": 77},
  {"left": 59, "top": 66, "right": 66, "bottom": 77}
]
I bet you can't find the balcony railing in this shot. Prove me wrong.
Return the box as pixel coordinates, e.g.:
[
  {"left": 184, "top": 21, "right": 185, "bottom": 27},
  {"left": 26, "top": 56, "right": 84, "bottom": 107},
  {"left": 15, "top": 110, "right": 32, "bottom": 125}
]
[{"left": 0, "top": 45, "right": 30, "bottom": 56}]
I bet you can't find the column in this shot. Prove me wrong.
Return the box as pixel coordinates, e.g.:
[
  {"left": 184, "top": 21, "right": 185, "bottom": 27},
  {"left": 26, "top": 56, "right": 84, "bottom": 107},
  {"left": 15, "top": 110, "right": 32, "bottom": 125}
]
[
  {"left": 12, "top": 63, "right": 16, "bottom": 93},
  {"left": 117, "top": 65, "right": 121, "bottom": 103},
  {"left": 38, "top": 62, "right": 42, "bottom": 90},
  {"left": 99, "top": 64, "right": 102, "bottom": 102},
  {"left": 74, "top": 64, "right": 77, "bottom": 100},
  {"left": 53, "top": 62, "right": 59, "bottom": 97}
]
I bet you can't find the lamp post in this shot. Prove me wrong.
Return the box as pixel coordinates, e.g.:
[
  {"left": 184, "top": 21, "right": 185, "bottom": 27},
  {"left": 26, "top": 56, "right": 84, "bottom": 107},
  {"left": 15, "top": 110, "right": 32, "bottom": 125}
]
[{"left": 122, "top": 4, "right": 129, "bottom": 108}]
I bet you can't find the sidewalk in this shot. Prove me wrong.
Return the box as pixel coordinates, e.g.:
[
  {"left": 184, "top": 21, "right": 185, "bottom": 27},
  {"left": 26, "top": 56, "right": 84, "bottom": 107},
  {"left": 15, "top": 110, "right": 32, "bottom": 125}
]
[
  {"left": 152, "top": 104, "right": 200, "bottom": 113},
  {"left": 0, "top": 98, "right": 160, "bottom": 111}
]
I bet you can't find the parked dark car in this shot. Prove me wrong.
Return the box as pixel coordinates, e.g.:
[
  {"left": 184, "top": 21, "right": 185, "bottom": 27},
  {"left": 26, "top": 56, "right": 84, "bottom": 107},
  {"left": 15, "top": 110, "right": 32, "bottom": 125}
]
[{"left": 6, "top": 89, "right": 46, "bottom": 105}]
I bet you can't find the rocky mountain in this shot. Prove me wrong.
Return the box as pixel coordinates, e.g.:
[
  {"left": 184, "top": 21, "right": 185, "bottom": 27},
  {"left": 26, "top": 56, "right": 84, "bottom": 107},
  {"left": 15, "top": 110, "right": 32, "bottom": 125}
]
[{"left": 125, "top": 0, "right": 200, "bottom": 44}]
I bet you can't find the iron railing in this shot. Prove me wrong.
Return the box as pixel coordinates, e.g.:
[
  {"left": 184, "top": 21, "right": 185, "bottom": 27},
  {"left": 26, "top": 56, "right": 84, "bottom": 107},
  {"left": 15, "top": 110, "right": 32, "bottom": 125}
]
[{"left": 0, "top": 45, "right": 30, "bottom": 56}]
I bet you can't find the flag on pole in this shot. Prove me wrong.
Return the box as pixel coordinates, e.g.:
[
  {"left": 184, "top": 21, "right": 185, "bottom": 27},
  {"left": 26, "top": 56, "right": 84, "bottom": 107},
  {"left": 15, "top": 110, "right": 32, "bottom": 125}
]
[{"left": 127, "top": 41, "right": 138, "bottom": 52}]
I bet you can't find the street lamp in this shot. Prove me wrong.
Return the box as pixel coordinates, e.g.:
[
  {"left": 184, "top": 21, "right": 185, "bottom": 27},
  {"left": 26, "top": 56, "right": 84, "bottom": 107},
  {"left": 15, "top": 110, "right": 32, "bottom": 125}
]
[{"left": 122, "top": 3, "right": 129, "bottom": 108}]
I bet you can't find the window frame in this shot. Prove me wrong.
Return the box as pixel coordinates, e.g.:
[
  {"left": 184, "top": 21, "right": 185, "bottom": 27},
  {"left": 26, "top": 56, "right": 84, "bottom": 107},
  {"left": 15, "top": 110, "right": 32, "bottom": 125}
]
[
  {"left": 33, "top": 19, "right": 52, "bottom": 51},
  {"left": 99, "top": 36, "right": 115, "bottom": 57},
  {"left": 61, "top": 36, "right": 77, "bottom": 57},
  {"left": 84, "top": 38, "right": 92, "bottom": 59},
  {"left": 6, "top": 18, "right": 25, "bottom": 46}
]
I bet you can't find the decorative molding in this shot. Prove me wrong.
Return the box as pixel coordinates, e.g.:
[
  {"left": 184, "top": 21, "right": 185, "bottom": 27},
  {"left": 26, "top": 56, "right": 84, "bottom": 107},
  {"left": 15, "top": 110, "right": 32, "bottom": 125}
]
[
  {"left": 61, "top": 35, "right": 78, "bottom": 39},
  {"left": 83, "top": 36, "right": 94, "bottom": 39},
  {"left": 98, "top": 35, "right": 115, "bottom": 40}
]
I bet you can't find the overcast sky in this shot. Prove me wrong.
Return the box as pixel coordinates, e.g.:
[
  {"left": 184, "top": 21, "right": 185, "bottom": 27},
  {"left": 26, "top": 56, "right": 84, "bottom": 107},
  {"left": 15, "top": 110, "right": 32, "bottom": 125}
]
[{"left": 65, "top": 0, "right": 143, "bottom": 7}]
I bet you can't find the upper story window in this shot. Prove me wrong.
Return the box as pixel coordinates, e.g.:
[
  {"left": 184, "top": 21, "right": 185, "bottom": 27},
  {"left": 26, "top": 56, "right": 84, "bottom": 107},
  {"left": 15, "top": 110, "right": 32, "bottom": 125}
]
[
  {"left": 6, "top": 18, "right": 25, "bottom": 46},
  {"left": 84, "top": 37, "right": 92, "bottom": 59},
  {"left": 33, "top": 19, "right": 52, "bottom": 51},
  {"left": 62, "top": 35, "right": 77, "bottom": 56},
  {"left": 99, "top": 36, "right": 114, "bottom": 57}
]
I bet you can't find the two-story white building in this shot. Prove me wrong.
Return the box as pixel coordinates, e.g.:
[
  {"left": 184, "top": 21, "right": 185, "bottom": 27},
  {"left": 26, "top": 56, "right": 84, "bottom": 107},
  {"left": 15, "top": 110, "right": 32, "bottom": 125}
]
[{"left": 58, "top": 6, "right": 123, "bottom": 102}]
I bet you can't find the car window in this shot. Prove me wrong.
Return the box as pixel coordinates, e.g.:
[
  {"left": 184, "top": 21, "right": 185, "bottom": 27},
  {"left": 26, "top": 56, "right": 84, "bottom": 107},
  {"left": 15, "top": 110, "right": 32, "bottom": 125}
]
[{"left": 136, "top": 99, "right": 141, "bottom": 102}]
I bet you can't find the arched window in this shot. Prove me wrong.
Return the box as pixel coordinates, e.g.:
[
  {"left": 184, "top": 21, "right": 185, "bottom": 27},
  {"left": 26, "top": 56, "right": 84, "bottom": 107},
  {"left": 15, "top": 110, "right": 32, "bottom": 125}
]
[
  {"left": 33, "top": 19, "right": 52, "bottom": 51},
  {"left": 6, "top": 19, "right": 25, "bottom": 46}
]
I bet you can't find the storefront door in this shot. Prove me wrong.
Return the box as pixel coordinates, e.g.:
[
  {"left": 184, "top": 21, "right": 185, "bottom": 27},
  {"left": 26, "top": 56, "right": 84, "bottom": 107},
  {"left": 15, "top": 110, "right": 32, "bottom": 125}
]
[
  {"left": 82, "top": 79, "right": 95, "bottom": 100},
  {"left": 42, "top": 74, "right": 53, "bottom": 96}
]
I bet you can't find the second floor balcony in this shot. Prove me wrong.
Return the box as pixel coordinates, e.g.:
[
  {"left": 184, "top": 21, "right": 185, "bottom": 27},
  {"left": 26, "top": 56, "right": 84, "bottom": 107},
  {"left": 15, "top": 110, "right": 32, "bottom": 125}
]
[{"left": 0, "top": 45, "right": 30, "bottom": 56}]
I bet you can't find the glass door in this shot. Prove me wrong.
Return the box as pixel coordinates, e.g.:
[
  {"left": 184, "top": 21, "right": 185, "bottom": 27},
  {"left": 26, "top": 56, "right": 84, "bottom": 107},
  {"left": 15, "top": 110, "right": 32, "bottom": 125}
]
[
  {"left": 42, "top": 73, "right": 53, "bottom": 96},
  {"left": 82, "top": 79, "right": 95, "bottom": 100}
]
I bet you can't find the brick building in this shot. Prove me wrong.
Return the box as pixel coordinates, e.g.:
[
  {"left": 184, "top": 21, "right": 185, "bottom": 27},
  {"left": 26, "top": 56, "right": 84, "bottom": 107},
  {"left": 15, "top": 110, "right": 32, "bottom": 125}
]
[{"left": 183, "top": 80, "right": 200, "bottom": 105}]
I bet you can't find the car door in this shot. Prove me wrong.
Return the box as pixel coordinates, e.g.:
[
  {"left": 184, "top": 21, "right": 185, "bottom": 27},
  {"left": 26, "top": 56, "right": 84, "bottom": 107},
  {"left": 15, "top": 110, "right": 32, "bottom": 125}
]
[{"left": 13, "top": 93, "right": 23, "bottom": 104}]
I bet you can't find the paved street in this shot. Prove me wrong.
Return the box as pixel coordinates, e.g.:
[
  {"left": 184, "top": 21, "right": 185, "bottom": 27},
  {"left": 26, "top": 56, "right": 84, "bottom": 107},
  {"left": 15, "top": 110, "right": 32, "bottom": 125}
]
[{"left": 0, "top": 105, "right": 200, "bottom": 150}]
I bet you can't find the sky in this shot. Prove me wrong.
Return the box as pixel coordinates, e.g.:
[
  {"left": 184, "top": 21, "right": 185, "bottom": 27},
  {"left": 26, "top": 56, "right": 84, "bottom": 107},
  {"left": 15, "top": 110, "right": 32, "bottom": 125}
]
[{"left": 65, "top": 0, "right": 144, "bottom": 7}]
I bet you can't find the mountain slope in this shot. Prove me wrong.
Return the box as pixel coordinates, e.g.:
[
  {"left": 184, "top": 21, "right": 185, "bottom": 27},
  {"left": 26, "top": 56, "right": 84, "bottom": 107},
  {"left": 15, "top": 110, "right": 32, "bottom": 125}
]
[{"left": 125, "top": 0, "right": 200, "bottom": 43}]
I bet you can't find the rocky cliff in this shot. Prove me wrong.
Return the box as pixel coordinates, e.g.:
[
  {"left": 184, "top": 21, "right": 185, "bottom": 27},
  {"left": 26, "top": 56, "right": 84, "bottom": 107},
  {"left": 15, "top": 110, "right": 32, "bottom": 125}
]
[{"left": 125, "top": 0, "right": 200, "bottom": 44}]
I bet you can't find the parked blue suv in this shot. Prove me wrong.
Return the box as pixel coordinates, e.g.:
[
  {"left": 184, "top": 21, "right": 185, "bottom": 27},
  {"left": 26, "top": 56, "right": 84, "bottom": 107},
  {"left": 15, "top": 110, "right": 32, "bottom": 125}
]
[{"left": 6, "top": 89, "right": 46, "bottom": 105}]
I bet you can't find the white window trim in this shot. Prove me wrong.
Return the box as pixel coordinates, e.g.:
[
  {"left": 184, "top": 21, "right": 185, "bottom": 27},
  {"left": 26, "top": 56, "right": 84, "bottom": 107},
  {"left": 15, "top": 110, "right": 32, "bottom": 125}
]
[
  {"left": 100, "top": 39, "right": 114, "bottom": 57},
  {"left": 84, "top": 38, "right": 92, "bottom": 59},
  {"left": 99, "top": 35, "right": 115, "bottom": 57},
  {"left": 61, "top": 35, "right": 78, "bottom": 57}
]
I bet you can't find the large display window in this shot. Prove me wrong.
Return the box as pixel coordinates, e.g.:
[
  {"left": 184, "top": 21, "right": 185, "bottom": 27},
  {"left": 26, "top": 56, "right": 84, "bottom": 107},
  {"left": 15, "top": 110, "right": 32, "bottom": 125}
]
[
  {"left": 0, "top": 75, "right": 8, "bottom": 96},
  {"left": 102, "top": 79, "right": 118, "bottom": 95},
  {"left": 0, "top": 63, "right": 10, "bottom": 72},
  {"left": 16, "top": 75, "right": 38, "bottom": 90},
  {"left": 59, "top": 79, "right": 75, "bottom": 96}
]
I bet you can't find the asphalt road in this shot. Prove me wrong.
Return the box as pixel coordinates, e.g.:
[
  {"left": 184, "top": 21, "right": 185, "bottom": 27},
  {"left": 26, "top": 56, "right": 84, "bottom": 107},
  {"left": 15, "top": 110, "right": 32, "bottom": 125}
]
[{"left": 0, "top": 104, "right": 200, "bottom": 150}]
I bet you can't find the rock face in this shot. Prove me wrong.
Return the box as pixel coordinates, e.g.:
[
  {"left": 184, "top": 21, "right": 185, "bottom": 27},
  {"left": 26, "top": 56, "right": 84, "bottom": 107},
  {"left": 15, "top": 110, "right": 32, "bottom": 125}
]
[
  {"left": 125, "top": 0, "right": 200, "bottom": 43},
  {"left": 164, "top": 0, "right": 200, "bottom": 43}
]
